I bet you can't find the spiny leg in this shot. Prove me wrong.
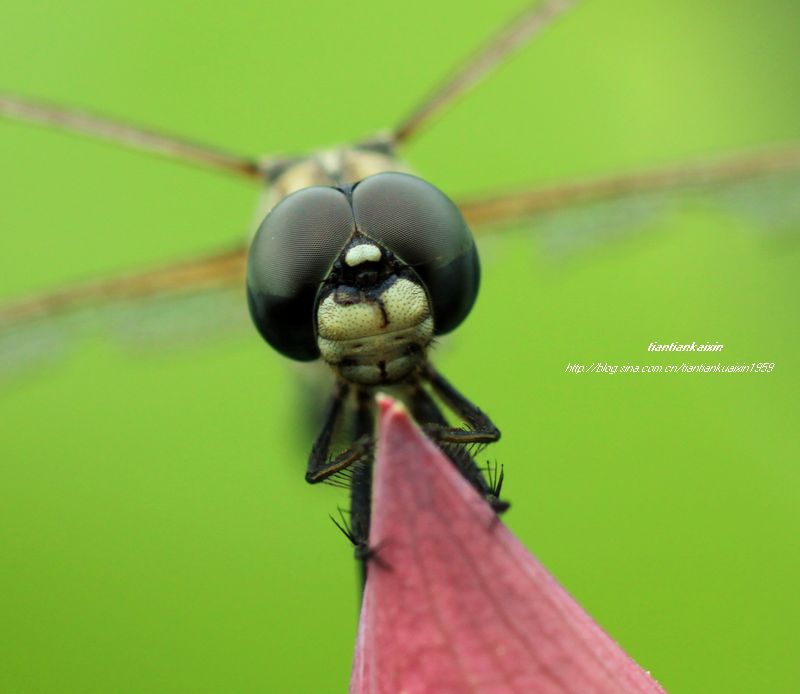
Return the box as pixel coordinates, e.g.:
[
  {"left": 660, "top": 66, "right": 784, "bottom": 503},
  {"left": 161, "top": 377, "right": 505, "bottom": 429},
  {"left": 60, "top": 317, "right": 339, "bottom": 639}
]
[
  {"left": 408, "top": 377, "right": 508, "bottom": 513},
  {"left": 308, "top": 385, "right": 377, "bottom": 584},
  {"left": 305, "top": 380, "right": 373, "bottom": 485},
  {"left": 419, "top": 363, "right": 501, "bottom": 445},
  {"left": 349, "top": 389, "right": 376, "bottom": 584},
  {"left": 305, "top": 380, "right": 348, "bottom": 483},
  {"left": 407, "top": 381, "right": 491, "bottom": 496}
]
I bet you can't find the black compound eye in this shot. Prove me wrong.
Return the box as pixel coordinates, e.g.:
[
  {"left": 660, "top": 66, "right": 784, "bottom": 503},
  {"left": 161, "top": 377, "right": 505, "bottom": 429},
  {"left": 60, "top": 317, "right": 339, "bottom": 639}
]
[
  {"left": 352, "top": 172, "right": 480, "bottom": 335},
  {"left": 247, "top": 186, "right": 354, "bottom": 360}
]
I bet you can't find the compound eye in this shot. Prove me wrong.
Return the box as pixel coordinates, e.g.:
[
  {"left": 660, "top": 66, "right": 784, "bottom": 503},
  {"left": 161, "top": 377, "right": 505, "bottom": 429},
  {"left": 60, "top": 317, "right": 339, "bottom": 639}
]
[
  {"left": 352, "top": 172, "right": 479, "bottom": 335},
  {"left": 247, "top": 186, "right": 355, "bottom": 360}
]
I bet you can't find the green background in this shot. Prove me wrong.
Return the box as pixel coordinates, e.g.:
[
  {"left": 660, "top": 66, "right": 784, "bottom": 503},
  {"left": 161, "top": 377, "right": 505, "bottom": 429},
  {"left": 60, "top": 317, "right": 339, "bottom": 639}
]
[{"left": 1, "top": 1, "right": 799, "bottom": 692}]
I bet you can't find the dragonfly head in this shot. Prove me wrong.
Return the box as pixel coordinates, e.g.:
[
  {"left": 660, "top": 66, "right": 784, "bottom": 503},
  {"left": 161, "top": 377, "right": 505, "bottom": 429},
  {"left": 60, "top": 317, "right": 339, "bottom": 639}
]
[{"left": 246, "top": 172, "right": 480, "bottom": 384}]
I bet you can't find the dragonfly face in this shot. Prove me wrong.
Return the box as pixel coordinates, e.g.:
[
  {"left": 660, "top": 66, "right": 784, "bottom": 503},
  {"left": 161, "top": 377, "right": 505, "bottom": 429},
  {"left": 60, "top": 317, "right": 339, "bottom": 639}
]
[{"left": 246, "top": 171, "right": 480, "bottom": 385}]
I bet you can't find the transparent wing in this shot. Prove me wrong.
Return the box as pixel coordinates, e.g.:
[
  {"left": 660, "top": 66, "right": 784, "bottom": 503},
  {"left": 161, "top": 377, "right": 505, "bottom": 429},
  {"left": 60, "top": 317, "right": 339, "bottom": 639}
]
[
  {"left": 392, "top": 0, "right": 578, "bottom": 146},
  {"left": 0, "top": 246, "right": 247, "bottom": 378},
  {"left": 458, "top": 143, "right": 800, "bottom": 255},
  {"left": 0, "top": 93, "right": 266, "bottom": 179}
]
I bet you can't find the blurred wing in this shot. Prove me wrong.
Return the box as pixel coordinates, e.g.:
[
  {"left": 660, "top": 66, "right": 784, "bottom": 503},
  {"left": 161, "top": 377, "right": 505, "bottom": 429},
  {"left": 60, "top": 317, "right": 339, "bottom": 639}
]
[
  {"left": 392, "top": 0, "right": 578, "bottom": 145},
  {"left": 459, "top": 143, "right": 800, "bottom": 255},
  {"left": 0, "top": 246, "right": 247, "bottom": 377},
  {"left": 0, "top": 93, "right": 265, "bottom": 179}
]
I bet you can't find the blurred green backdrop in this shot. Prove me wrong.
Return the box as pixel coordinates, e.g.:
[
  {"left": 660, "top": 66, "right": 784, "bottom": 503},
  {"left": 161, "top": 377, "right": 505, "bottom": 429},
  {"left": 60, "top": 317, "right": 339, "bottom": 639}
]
[{"left": 1, "top": 1, "right": 799, "bottom": 692}]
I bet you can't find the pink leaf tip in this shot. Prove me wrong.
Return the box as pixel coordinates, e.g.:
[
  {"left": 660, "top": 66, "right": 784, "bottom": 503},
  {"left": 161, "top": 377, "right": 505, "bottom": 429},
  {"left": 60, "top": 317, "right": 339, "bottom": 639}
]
[{"left": 350, "top": 396, "right": 666, "bottom": 694}]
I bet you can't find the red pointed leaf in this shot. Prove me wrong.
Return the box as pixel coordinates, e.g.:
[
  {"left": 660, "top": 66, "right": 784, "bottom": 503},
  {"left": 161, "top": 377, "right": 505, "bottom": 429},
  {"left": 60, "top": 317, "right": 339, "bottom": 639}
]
[{"left": 350, "top": 396, "right": 666, "bottom": 694}]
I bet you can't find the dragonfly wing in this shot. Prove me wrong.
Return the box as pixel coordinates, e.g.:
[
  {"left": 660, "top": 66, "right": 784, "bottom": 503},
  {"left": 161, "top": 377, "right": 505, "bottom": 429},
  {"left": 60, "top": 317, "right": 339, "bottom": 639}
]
[
  {"left": 0, "top": 93, "right": 265, "bottom": 180},
  {"left": 458, "top": 143, "right": 800, "bottom": 256},
  {"left": 392, "top": 0, "right": 578, "bottom": 146},
  {"left": 0, "top": 245, "right": 248, "bottom": 377}
]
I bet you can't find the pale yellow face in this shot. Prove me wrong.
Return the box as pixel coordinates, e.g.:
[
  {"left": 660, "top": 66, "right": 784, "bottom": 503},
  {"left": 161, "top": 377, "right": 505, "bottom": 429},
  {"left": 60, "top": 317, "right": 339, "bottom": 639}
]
[{"left": 316, "top": 242, "right": 433, "bottom": 385}]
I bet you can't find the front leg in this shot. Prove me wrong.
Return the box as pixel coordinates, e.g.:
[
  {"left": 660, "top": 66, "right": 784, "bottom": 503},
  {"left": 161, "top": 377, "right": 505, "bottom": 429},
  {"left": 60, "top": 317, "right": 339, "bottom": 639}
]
[
  {"left": 420, "top": 363, "right": 501, "bottom": 445},
  {"left": 305, "top": 380, "right": 373, "bottom": 484},
  {"left": 408, "top": 372, "right": 508, "bottom": 513}
]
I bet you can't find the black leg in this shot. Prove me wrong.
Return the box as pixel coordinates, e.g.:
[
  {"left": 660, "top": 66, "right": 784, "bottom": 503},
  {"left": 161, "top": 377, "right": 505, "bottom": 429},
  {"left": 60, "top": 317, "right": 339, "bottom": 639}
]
[
  {"left": 420, "top": 363, "right": 501, "bottom": 445},
  {"left": 407, "top": 378, "right": 508, "bottom": 513},
  {"left": 305, "top": 380, "right": 348, "bottom": 482},
  {"left": 305, "top": 381, "right": 374, "bottom": 484},
  {"left": 349, "top": 388, "right": 375, "bottom": 586}
]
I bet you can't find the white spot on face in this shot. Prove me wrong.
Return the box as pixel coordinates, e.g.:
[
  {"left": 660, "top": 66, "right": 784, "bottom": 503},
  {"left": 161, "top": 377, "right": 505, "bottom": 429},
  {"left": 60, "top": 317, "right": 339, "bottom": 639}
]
[{"left": 345, "top": 243, "right": 382, "bottom": 267}]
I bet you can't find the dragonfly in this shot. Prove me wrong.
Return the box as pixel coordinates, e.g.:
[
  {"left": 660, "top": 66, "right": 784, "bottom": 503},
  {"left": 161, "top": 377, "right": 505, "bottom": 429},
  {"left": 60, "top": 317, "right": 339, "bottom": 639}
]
[{"left": 2, "top": 0, "right": 799, "bottom": 570}]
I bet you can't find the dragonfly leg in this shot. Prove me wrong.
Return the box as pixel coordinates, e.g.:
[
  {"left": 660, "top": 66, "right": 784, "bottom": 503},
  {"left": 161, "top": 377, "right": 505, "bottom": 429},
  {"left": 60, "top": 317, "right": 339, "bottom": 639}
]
[
  {"left": 419, "top": 363, "right": 501, "bottom": 445},
  {"left": 408, "top": 376, "right": 508, "bottom": 513},
  {"left": 305, "top": 380, "right": 348, "bottom": 482},
  {"left": 308, "top": 385, "right": 380, "bottom": 584},
  {"left": 350, "top": 389, "right": 376, "bottom": 585},
  {"left": 305, "top": 381, "right": 375, "bottom": 484}
]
